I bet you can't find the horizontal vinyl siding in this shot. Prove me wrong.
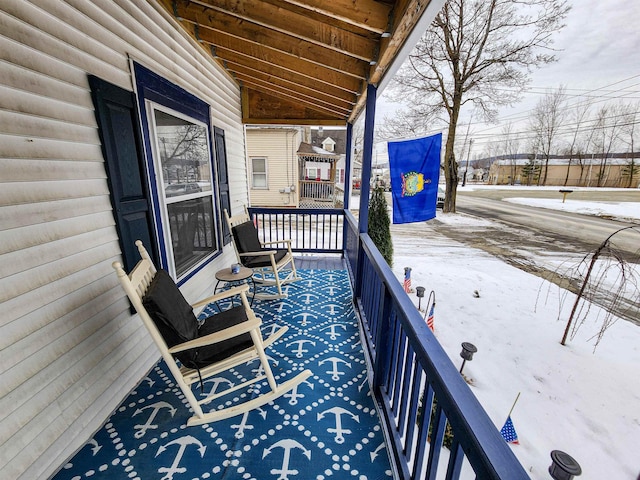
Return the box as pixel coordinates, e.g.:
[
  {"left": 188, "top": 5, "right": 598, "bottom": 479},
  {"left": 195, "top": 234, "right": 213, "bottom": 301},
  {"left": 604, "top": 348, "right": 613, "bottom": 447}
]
[
  {"left": 247, "top": 129, "right": 300, "bottom": 207},
  {"left": 0, "top": 0, "right": 245, "bottom": 478}
]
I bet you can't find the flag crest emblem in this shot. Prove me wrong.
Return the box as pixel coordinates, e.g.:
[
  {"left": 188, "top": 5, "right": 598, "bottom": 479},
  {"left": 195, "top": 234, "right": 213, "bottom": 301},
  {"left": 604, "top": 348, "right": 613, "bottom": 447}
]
[{"left": 401, "top": 171, "right": 425, "bottom": 197}]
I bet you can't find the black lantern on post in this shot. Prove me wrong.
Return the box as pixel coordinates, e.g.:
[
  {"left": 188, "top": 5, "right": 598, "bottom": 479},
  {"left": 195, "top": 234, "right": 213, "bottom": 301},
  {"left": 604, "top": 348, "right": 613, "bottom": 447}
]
[
  {"left": 416, "top": 286, "right": 425, "bottom": 310},
  {"left": 459, "top": 342, "right": 477, "bottom": 374},
  {"left": 549, "top": 450, "right": 581, "bottom": 480}
]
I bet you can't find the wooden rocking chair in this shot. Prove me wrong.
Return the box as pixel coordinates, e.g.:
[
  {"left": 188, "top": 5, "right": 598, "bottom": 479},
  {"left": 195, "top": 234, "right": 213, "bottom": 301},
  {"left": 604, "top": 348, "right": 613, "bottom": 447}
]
[
  {"left": 112, "top": 240, "right": 311, "bottom": 426},
  {"left": 225, "top": 208, "right": 301, "bottom": 300}
]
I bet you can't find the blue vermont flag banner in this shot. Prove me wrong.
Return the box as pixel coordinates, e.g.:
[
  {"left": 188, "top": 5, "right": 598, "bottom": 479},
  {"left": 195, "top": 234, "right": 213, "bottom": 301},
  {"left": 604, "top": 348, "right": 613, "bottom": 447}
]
[{"left": 388, "top": 133, "right": 442, "bottom": 224}]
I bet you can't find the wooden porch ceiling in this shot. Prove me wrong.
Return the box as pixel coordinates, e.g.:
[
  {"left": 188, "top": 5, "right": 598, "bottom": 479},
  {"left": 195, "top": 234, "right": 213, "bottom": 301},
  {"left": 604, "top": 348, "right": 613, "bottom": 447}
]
[{"left": 157, "top": 0, "right": 439, "bottom": 125}]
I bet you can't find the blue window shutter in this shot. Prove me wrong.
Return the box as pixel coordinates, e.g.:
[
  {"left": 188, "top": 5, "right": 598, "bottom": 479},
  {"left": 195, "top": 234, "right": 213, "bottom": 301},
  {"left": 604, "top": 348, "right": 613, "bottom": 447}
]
[
  {"left": 89, "top": 75, "right": 159, "bottom": 271},
  {"left": 214, "top": 126, "right": 232, "bottom": 245}
]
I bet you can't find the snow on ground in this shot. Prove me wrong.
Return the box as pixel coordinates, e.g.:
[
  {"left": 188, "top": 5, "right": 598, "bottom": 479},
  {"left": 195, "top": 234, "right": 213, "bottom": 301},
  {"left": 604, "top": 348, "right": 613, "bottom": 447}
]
[{"left": 390, "top": 195, "right": 640, "bottom": 479}]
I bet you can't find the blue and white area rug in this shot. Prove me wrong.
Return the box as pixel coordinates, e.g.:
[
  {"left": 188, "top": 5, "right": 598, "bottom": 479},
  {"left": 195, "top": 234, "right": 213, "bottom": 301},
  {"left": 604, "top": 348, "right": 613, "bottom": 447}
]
[{"left": 53, "top": 269, "right": 392, "bottom": 480}]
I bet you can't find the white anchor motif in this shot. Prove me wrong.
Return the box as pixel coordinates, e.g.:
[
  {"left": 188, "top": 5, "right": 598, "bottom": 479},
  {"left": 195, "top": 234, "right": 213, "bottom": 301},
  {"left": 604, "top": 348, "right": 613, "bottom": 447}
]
[
  {"left": 286, "top": 339, "right": 316, "bottom": 357},
  {"left": 299, "top": 293, "right": 319, "bottom": 305},
  {"left": 88, "top": 438, "right": 102, "bottom": 456},
  {"left": 231, "top": 407, "right": 267, "bottom": 438},
  {"left": 200, "top": 376, "right": 234, "bottom": 398},
  {"left": 370, "top": 442, "right": 386, "bottom": 462},
  {"left": 132, "top": 401, "right": 177, "bottom": 438},
  {"left": 274, "top": 300, "right": 293, "bottom": 313},
  {"left": 247, "top": 354, "right": 277, "bottom": 375},
  {"left": 318, "top": 356, "right": 351, "bottom": 381},
  {"left": 155, "top": 435, "right": 206, "bottom": 480},
  {"left": 292, "top": 312, "right": 316, "bottom": 326},
  {"left": 264, "top": 323, "right": 283, "bottom": 336},
  {"left": 284, "top": 379, "right": 314, "bottom": 405},
  {"left": 142, "top": 376, "right": 155, "bottom": 388},
  {"left": 358, "top": 376, "right": 369, "bottom": 392},
  {"left": 324, "top": 304, "right": 340, "bottom": 316},
  {"left": 321, "top": 323, "right": 347, "bottom": 340},
  {"left": 323, "top": 285, "right": 338, "bottom": 296},
  {"left": 317, "top": 407, "right": 360, "bottom": 444},
  {"left": 262, "top": 439, "right": 311, "bottom": 480}
]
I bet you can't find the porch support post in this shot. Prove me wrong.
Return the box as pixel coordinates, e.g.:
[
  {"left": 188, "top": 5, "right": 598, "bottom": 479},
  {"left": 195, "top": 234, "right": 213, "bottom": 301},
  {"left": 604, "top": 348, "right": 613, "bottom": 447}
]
[
  {"left": 343, "top": 122, "right": 353, "bottom": 210},
  {"left": 357, "top": 83, "right": 377, "bottom": 235},
  {"left": 355, "top": 83, "right": 377, "bottom": 297}
]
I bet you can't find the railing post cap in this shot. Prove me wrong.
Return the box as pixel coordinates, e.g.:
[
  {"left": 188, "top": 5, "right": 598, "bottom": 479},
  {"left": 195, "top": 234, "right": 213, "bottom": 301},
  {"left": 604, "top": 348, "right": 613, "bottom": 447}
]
[{"left": 549, "top": 450, "right": 582, "bottom": 479}]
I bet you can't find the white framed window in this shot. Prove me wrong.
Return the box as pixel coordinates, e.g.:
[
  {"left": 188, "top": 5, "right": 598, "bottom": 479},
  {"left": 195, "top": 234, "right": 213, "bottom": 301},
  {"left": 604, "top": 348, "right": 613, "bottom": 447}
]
[
  {"left": 148, "top": 104, "right": 218, "bottom": 278},
  {"left": 251, "top": 157, "right": 268, "bottom": 188}
]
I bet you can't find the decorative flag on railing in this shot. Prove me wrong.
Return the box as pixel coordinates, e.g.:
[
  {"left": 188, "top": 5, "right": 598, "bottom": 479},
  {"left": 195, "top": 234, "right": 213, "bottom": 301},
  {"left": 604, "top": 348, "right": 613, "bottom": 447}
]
[
  {"left": 403, "top": 267, "right": 412, "bottom": 293},
  {"left": 500, "top": 392, "right": 521, "bottom": 444},
  {"left": 500, "top": 416, "right": 520, "bottom": 444},
  {"left": 388, "top": 133, "right": 442, "bottom": 224},
  {"left": 426, "top": 302, "right": 435, "bottom": 332}
]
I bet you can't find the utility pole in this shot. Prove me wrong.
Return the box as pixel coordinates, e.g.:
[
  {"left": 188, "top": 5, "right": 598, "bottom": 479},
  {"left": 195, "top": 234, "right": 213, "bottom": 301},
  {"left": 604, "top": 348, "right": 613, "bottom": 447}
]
[{"left": 463, "top": 139, "right": 473, "bottom": 187}]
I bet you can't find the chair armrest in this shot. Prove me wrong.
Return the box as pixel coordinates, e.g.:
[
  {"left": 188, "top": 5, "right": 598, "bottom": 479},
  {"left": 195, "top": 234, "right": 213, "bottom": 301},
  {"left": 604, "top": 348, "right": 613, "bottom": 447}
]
[
  {"left": 261, "top": 239, "right": 292, "bottom": 248},
  {"left": 191, "top": 284, "right": 250, "bottom": 309},
  {"left": 238, "top": 250, "right": 277, "bottom": 257},
  {"left": 168, "top": 317, "right": 262, "bottom": 354}
]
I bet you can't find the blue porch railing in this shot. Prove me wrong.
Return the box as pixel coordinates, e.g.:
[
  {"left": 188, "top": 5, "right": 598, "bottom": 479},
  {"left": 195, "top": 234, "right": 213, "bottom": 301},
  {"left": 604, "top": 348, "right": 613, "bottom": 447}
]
[
  {"left": 248, "top": 207, "right": 529, "bottom": 479},
  {"left": 248, "top": 207, "right": 343, "bottom": 253}
]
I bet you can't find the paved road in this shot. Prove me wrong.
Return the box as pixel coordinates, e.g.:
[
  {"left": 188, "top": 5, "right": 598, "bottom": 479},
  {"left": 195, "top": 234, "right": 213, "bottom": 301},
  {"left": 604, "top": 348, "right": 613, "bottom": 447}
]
[
  {"left": 456, "top": 194, "right": 639, "bottom": 257},
  {"left": 427, "top": 189, "right": 640, "bottom": 325}
]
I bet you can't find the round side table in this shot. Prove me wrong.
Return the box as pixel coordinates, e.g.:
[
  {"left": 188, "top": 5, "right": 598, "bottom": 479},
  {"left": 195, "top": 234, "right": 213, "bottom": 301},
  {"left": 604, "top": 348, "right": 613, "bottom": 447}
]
[{"left": 214, "top": 266, "right": 255, "bottom": 307}]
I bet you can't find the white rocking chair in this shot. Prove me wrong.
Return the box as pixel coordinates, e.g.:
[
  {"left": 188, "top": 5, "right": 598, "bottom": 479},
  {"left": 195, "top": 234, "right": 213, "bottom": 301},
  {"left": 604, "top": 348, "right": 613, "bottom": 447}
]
[
  {"left": 112, "top": 240, "right": 311, "bottom": 426},
  {"left": 225, "top": 207, "right": 302, "bottom": 300}
]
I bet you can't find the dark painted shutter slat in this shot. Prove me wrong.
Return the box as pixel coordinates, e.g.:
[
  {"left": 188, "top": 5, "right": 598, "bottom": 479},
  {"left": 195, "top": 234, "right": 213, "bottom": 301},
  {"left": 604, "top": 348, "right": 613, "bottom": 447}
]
[
  {"left": 214, "top": 127, "right": 231, "bottom": 245},
  {"left": 89, "top": 75, "right": 158, "bottom": 271}
]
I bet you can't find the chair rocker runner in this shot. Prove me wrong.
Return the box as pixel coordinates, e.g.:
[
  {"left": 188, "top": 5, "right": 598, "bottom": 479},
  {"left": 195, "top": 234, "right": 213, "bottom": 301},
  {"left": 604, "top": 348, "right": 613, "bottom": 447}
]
[
  {"left": 225, "top": 208, "right": 301, "bottom": 300},
  {"left": 113, "top": 240, "right": 311, "bottom": 426}
]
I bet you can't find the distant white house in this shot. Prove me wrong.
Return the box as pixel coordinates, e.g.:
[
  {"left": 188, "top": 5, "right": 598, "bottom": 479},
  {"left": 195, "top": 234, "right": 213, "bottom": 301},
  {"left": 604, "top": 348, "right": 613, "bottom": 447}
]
[{"left": 245, "top": 127, "right": 302, "bottom": 207}]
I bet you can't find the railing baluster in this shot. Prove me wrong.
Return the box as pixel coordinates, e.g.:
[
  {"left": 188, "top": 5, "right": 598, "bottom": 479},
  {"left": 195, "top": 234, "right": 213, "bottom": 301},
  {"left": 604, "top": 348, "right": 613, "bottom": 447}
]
[
  {"left": 414, "top": 385, "right": 434, "bottom": 477},
  {"left": 445, "top": 438, "right": 464, "bottom": 480}
]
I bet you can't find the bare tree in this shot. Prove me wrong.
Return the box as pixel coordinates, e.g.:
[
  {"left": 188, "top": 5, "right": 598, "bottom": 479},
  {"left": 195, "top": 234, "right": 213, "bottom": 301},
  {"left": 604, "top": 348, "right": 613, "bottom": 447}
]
[
  {"left": 618, "top": 101, "right": 639, "bottom": 187},
  {"left": 500, "top": 122, "right": 521, "bottom": 185},
  {"left": 563, "top": 98, "right": 593, "bottom": 186},
  {"left": 559, "top": 226, "right": 640, "bottom": 348},
  {"left": 591, "top": 104, "right": 625, "bottom": 187},
  {"left": 386, "top": 0, "right": 569, "bottom": 212},
  {"left": 529, "top": 86, "right": 567, "bottom": 185}
]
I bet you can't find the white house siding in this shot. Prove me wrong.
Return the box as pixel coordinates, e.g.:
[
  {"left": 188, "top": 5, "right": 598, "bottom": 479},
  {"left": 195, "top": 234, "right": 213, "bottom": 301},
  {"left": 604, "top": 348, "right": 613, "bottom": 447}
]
[
  {"left": 0, "top": 1, "right": 246, "bottom": 478},
  {"left": 246, "top": 127, "right": 300, "bottom": 207}
]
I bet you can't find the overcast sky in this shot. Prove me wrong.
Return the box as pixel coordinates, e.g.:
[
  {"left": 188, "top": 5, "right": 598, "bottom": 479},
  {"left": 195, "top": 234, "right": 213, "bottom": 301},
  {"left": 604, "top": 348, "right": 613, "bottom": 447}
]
[{"left": 376, "top": 0, "right": 640, "bottom": 156}]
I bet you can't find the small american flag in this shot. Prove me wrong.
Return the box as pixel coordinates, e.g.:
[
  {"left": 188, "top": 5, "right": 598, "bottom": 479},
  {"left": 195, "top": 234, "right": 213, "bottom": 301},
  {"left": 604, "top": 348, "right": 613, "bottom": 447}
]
[
  {"left": 426, "top": 303, "right": 435, "bottom": 332},
  {"left": 500, "top": 416, "right": 519, "bottom": 444},
  {"left": 403, "top": 267, "right": 411, "bottom": 293}
]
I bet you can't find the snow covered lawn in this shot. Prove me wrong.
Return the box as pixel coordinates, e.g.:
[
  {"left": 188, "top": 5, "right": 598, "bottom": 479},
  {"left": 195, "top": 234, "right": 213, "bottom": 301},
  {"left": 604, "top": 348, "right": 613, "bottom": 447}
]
[{"left": 390, "top": 196, "right": 640, "bottom": 479}]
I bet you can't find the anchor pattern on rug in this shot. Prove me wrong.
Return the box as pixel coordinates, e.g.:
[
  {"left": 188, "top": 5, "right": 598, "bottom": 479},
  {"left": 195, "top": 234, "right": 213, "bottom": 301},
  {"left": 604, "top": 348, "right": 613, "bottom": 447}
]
[{"left": 54, "top": 269, "right": 392, "bottom": 480}]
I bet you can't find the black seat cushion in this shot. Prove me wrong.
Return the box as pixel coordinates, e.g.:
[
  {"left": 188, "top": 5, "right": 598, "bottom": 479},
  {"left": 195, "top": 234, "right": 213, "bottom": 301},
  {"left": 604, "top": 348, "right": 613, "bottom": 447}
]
[
  {"left": 232, "top": 221, "right": 262, "bottom": 254},
  {"left": 143, "top": 270, "right": 254, "bottom": 369},
  {"left": 242, "top": 249, "right": 288, "bottom": 268},
  {"left": 180, "top": 306, "right": 254, "bottom": 368},
  {"left": 143, "top": 269, "right": 198, "bottom": 347}
]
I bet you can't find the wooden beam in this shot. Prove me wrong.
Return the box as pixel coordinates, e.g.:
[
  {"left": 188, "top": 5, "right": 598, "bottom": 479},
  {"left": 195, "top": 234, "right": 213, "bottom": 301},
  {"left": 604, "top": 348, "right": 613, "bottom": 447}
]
[
  {"left": 279, "top": 0, "right": 392, "bottom": 34},
  {"left": 224, "top": 61, "right": 357, "bottom": 106},
  {"left": 235, "top": 76, "right": 352, "bottom": 117},
  {"left": 211, "top": 44, "right": 364, "bottom": 94},
  {"left": 175, "top": 8, "right": 370, "bottom": 78},
  {"left": 185, "top": 0, "right": 378, "bottom": 61},
  {"left": 242, "top": 88, "right": 348, "bottom": 125}
]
